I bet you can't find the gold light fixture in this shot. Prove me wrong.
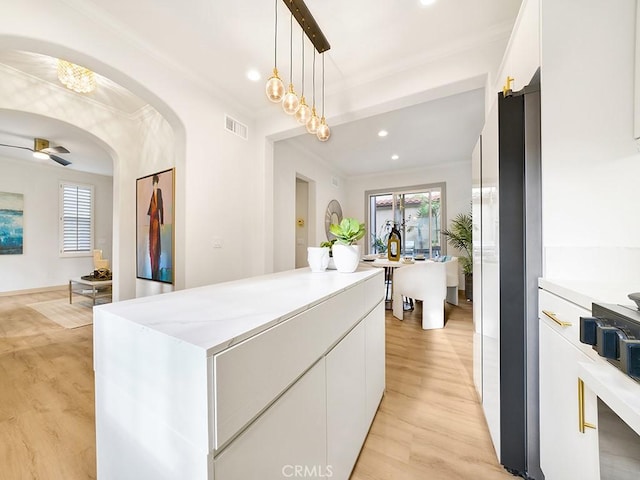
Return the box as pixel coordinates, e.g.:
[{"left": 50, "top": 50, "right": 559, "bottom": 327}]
[
  {"left": 282, "top": 12, "right": 300, "bottom": 115},
  {"left": 294, "top": 26, "right": 311, "bottom": 124},
  {"left": 316, "top": 53, "right": 330, "bottom": 142},
  {"left": 57, "top": 59, "right": 96, "bottom": 93},
  {"left": 265, "top": 0, "right": 285, "bottom": 102},
  {"left": 306, "top": 49, "right": 321, "bottom": 134},
  {"left": 267, "top": 0, "right": 331, "bottom": 141}
]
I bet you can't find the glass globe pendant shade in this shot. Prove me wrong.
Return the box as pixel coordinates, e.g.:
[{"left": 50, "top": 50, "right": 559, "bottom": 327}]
[
  {"left": 306, "top": 107, "right": 321, "bottom": 134},
  {"left": 265, "top": 68, "right": 285, "bottom": 102},
  {"left": 282, "top": 84, "right": 300, "bottom": 115},
  {"left": 295, "top": 96, "right": 312, "bottom": 124},
  {"left": 316, "top": 117, "right": 330, "bottom": 142}
]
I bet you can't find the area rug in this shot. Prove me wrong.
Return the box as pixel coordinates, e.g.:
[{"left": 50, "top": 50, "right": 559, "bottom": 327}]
[{"left": 26, "top": 298, "right": 94, "bottom": 329}]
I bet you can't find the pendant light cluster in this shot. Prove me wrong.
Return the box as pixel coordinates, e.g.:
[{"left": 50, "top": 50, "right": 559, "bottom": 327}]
[{"left": 265, "top": 0, "right": 331, "bottom": 142}]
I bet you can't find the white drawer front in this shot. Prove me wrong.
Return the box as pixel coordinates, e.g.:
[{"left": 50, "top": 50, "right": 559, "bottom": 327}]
[
  {"left": 213, "top": 282, "right": 374, "bottom": 450},
  {"left": 539, "top": 289, "right": 595, "bottom": 356},
  {"left": 214, "top": 360, "right": 327, "bottom": 480}
]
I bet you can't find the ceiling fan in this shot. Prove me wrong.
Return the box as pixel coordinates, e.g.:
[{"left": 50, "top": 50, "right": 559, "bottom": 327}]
[{"left": 0, "top": 137, "right": 72, "bottom": 166}]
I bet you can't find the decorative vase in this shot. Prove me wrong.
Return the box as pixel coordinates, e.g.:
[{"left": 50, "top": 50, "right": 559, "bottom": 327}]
[
  {"left": 327, "top": 257, "right": 336, "bottom": 270},
  {"left": 307, "top": 247, "right": 330, "bottom": 272},
  {"left": 332, "top": 244, "right": 361, "bottom": 273}
]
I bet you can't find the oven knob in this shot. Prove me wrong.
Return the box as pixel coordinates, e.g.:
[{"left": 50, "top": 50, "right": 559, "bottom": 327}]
[
  {"left": 620, "top": 339, "right": 640, "bottom": 379},
  {"left": 580, "top": 316, "right": 598, "bottom": 345},
  {"left": 596, "top": 326, "right": 620, "bottom": 359}
]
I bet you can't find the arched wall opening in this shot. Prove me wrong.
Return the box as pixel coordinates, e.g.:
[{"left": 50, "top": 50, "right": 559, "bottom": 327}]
[{"left": 0, "top": 36, "right": 186, "bottom": 300}]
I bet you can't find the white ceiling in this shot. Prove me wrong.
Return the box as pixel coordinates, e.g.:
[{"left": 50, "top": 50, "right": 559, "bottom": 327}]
[{"left": 0, "top": 0, "right": 523, "bottom": 176}]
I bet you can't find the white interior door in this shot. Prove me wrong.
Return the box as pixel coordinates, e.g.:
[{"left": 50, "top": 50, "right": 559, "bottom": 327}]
[{"left": 295, "top": 178, "right": 309, "bottom": 268}]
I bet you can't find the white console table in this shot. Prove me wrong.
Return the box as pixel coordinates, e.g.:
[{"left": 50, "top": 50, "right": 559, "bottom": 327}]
[{"left": 94, "top": 267, "right": 385, "bottom": 480}]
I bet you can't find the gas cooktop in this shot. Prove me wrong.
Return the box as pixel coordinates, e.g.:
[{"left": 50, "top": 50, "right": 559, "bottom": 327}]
[{"left": 580, "top": 299, "right": 640, "bottom": 382}]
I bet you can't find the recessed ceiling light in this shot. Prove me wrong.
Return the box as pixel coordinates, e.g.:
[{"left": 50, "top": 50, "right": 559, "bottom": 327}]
[
  {"left": 391, "top": 154, "right": 399, "bottom": 160},
  {"left": 247, "top": 69, "right": 261, "bottom": 82},
  {"left": 378, "top": 130, "right": 388, "bottom": 137},
  {"left": 419, "top": 0, "right": 437, "bottom": 6}
]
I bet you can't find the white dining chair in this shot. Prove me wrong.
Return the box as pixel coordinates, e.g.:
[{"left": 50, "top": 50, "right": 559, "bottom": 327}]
[
  {"left": 392, "top": 261, "right": 447, "bottom": 329},
  {"left": 444, "top": 256, "right": 459, "bottom": 305}
]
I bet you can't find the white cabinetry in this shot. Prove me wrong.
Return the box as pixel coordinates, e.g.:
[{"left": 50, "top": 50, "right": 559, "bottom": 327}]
[
  {"left": 539, "top": 321, "right": 599, "bottom": 480},
  {"left": 539, "top": 289, "right": 599, "bottom": 480},
  {"left": 365, "top": 302, "right": 386, "bottom": 423},
  {"left": 215, "top": 360, "right": 328, "bottom": 479},
  {"left": 94, "top": 268, "right": 385, "bottom": 480},
  {"left": 327, "top": 319, "right": 367, "bottom": 479},
  {"left": 474, "top": 98, "right": 502, "bottom": 458}
]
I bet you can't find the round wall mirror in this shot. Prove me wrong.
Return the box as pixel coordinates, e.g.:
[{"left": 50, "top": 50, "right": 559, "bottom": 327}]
[{"left": 324, "top": 199, "right": 343, "bottom": 240}]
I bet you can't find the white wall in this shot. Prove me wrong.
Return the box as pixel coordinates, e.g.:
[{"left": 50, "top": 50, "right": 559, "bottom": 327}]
[
  {"left": 273, "top": 142, "right": 347, "bottom": 272},
  {"left": 541, "top": 0, "right": 640, "bottom": 284},
  {"left": 257, "top": 27, "right": 514, "bottom": 275},
  {"left": 0, "top": 60, "right": 175, "bottom": 300},
  {"left": 0, "top": 0, "right": 520, "bottom": 294},
  {"left": 0, "top": 156, "right": 112, "bottom": 292},
  {"left": 346, "top": 160, "right": 472, "bottom": 286},
  {"left": 1, "top": 0, "right": 260, "bottom": 299}
]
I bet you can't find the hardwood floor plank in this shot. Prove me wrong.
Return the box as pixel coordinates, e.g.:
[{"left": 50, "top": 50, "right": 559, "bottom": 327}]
[
  {"left": 351, "top": 299, "right": 511, "bottom": 480},
  {"left": 0, "top": 290, "right": 509, "bottom": 479}
]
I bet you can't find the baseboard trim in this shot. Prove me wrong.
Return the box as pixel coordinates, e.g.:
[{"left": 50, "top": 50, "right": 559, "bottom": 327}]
[{"left": 0, "top": 285, "right": 67, "bottom": 297}]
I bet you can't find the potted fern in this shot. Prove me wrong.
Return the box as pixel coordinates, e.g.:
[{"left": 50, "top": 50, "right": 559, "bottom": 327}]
[
  {"left": 329, "top": 218, "right": 366, "bottom": 273},
  {"left": 442, "top": 211, "right": 473, "bottom": 301}
]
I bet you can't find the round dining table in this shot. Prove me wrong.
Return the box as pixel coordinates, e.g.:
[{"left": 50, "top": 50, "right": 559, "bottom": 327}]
[{"left": 362, "top": 258, "right": 414, "bottom": 309}]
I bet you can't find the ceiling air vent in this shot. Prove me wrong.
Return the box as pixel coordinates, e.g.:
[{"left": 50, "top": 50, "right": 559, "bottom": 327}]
[{"left": 225, "top": 114, "right": 248, "bottom": 140}]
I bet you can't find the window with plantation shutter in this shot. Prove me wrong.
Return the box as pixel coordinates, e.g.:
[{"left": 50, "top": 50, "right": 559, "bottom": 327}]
[{"left": 59, "top": 182, "right": 94, "bottom": 256}]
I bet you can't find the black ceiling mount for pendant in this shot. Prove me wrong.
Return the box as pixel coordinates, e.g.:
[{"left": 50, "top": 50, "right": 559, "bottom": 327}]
[{"left": 282, "top": 0, "right": 330, "bottom": 54}]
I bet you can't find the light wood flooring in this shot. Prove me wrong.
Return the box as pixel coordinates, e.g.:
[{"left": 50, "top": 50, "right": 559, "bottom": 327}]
[{"left": 0, "top": 289, "right": 511, "bottom": 479}]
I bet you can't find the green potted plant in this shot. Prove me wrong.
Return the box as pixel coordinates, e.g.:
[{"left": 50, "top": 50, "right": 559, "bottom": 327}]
[
  {"left": 329, "top": 218, "right": 366, "bottom": 273},
  {"left": 441, "top": 211, "right": 473, "bottom": 301}
]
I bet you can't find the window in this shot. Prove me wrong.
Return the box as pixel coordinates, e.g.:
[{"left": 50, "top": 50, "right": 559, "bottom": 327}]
[
  {"left": 59, "top": 182, "right": 94, "bottom": 256},
  {"left": 366, "top": 183, "right": 445, "bottom": 258}
]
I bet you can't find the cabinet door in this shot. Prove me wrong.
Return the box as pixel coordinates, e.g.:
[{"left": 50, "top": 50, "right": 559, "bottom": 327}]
[
  {"left": 539, "top": 321, "right": 599, "bottom": 480},
  {"left": 214, "top": 360, "right": 327, "bottom": 480},
  {"left": 327, "top": 320, "right": 367, "bottom": 480},
  {"left": 479, "top": 100, "right": 501, "bottom": 457},
  {"left": 365, "top": 303, "right": 385, "bottom": 424}
]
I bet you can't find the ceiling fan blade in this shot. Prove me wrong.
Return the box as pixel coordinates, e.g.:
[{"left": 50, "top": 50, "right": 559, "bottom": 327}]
[
  {"left": 49, "top": 154, "right": 71, "bottom": 166},
  {"left": 42, "top": 145, "right": 70, "bottom": 154},
  {"left": 0, "top": 143, "right": 33, "bottom": 153}
]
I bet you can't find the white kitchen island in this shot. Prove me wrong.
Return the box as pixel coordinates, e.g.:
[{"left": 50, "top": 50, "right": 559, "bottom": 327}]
[{"left": 93, "top": 267, "right": 385, "bottom": 480}]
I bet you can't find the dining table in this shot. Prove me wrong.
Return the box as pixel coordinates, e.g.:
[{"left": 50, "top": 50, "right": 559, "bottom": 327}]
[{"left": 362, "top": 257, "right": 413, "bottom": 309}]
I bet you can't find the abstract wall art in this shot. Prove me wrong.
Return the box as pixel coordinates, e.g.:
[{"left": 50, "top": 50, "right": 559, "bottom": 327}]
[{"left": 0, "top": 192, "right": 24, "bottom": 255}]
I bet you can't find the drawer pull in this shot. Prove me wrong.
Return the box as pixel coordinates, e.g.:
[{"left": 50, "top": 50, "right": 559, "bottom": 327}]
[
  {"left": 542, "top": 310, "right": 572, "bottom": 327},
  {"left": 578, "top": 378, "right": 596, "bottom": 433}
]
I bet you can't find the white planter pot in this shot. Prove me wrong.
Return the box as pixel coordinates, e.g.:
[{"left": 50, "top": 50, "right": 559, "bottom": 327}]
[
  {"left": 307, "top": 247, "right": 330, "bottom": 272},
  {"left": 332, "top": 244, "right": 361, "bottom": 273}
]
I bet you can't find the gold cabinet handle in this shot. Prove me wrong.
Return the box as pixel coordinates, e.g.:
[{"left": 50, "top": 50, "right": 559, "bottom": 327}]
[
  {"left": 578, "top": 378, "right": 596, "bottom": 433},
  {"left": 542, "top": 310, "right": 572, "bottom": 327}
]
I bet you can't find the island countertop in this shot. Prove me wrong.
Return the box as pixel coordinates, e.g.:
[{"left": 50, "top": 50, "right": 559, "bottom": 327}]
[{"left": 94, "top": 267, "right": 382, "bottom": 355}]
